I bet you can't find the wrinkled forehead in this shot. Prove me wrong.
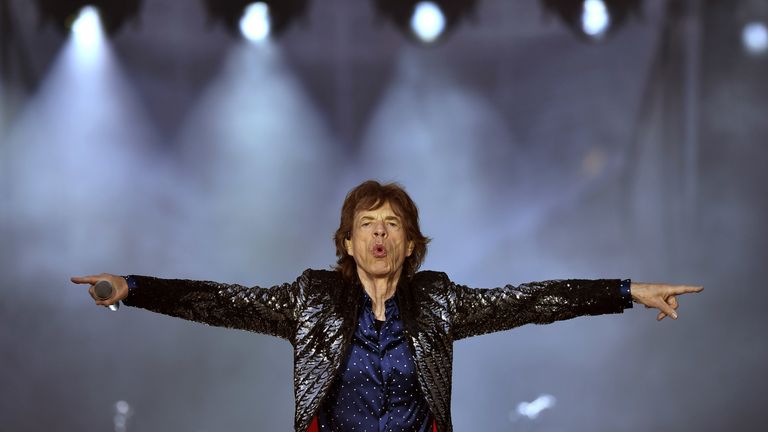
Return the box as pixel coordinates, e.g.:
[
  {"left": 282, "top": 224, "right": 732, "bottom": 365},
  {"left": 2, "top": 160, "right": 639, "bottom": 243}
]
[{"left": 353, "top": 198, "right": 404, "bottom": 220}]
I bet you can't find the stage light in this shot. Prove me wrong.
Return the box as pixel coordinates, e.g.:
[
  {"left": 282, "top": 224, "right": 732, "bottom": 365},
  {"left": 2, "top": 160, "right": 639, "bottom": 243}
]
[
  {"left": 373, "top": 0, "right": 478, "bottom": 45},
  {"left": 71, "top": 6, "right": 103, "bottom": 51},
  {"left": 240, "top": 2, "right": 271, "bottom": 42},
  {"left": 35, "top": 0, "right": 141, "bottom": 35},
  {"left": 541, "top": 0, "right": 641, "bottom": 42},
  {"left": 742, "top": 21, "right": 768, "bottom": 55},
  {"left": 411, "top": 2, "right": 446, "bottom": 43},
  {"left": 113, "top": 400, "right": 132, "bottom": 432},
  {"left": 514, "top": 394, "right": 556, "bottom": 420},
  {"left": 203, "top": 0, "right": 307, "bottom": 39},
  {"left": 581, "top": 0, "right": 610, "bottom": 39}
]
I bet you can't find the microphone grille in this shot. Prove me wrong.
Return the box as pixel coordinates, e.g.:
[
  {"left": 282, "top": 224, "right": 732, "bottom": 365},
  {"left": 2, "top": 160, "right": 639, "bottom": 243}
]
[{"left": 93, "top": 280, "right": 114, "bottom": 300}]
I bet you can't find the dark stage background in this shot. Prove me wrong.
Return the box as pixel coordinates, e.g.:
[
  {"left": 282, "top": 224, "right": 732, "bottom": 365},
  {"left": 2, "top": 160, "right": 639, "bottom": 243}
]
[{"left": 1, "top": 0, "right": 766, "bottom": 430}]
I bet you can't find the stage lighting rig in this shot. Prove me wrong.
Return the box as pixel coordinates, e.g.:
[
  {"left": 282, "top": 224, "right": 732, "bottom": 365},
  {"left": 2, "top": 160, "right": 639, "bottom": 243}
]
[
  {"left": 540, "top": 0, "right": 641, "bottom": 42},
  {"left": 202, "top": 0, "right": 308, "bottom": 40},
  {"left": 373, "top": 0, "right": 478, "bottom": 45},
  {"left": 35, "top": 0, "right": 142, "bottom": 35}
]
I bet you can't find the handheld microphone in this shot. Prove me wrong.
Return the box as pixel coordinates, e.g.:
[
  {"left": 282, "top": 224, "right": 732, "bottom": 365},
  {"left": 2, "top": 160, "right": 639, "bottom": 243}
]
[{"left": 94, "top": 280, "right": 120, "bottom": 311}]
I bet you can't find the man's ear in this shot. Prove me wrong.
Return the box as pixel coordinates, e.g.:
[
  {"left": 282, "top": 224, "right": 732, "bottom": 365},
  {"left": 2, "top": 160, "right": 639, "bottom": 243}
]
[
  {"left": 344, "top": 238, "right": 354, "bottom": 256},
  {"left": 406, "top": 240, "right": 414, "bottom": 257}
]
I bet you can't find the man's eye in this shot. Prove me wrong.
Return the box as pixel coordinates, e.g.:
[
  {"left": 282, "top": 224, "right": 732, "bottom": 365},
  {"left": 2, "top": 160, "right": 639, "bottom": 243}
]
[
  {"left": 388, "top": 222, "right": 398, "bottom": 227},
  {"left": 361, "top": 222, "right": 371, "bottom": 227}
]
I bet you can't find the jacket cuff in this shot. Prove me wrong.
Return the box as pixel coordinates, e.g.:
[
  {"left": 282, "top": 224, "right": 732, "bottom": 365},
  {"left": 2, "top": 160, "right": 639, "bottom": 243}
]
[
  {"left": 620, "top": 279, "right": 633, "bottom": 309},
  {"left": 122, "top": 275, "right": 138, "bottom": 301}
]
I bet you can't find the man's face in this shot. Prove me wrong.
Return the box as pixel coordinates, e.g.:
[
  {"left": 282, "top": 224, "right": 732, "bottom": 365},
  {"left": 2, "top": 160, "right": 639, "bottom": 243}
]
[{"left": 344, "top": 201, "right": 414, "bottom": 281}]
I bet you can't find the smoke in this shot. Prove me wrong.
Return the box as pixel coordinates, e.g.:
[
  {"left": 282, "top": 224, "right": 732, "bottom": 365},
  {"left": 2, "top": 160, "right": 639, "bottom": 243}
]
[{"left": 1, "top": 0, "right": 766, "bottom": 431}]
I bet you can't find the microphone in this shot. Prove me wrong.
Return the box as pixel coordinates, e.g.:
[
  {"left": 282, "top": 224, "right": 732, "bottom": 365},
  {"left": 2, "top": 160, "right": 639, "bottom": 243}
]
[{"left": 94, "top": 280, "right": 120, "bottom": 311}]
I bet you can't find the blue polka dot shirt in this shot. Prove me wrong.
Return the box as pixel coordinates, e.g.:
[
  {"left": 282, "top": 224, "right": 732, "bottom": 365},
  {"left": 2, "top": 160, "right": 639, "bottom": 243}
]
[{"left": 317, "top": 292, "right": 432, "bottom": 432}]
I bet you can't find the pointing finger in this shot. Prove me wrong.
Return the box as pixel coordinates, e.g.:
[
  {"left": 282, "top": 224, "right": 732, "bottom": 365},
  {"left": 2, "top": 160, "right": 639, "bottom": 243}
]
[
  {"left": 71, "top": 275, "right": 100, "bottom": 285},
  {"left": 670, "top": 285, "right": 703, "bottom": 295},
  {"left": 657, "top": 311, "right": 666, "bottom": 321}
]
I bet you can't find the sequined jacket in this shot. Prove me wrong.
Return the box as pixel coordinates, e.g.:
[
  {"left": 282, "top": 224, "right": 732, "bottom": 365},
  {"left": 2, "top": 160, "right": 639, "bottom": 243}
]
[{"left": 123, "top": 269, "right": 627, "bottom": 432}]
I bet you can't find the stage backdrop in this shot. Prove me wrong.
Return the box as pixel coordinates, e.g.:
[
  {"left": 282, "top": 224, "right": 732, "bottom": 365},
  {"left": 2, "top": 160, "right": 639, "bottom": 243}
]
[{"left": 1, "top": 0, "right": 766, "bottom": 430}]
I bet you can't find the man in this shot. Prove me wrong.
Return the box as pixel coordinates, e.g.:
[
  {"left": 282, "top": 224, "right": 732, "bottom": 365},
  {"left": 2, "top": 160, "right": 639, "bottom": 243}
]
[{"left": 71, "top": 180, "right": 702, "bottom": 432}]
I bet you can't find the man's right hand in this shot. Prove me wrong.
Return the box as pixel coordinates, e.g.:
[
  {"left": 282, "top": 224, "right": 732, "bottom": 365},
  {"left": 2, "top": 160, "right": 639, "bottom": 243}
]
[{"left": 70, "top": 273, "right": 129, "bottom": 306}]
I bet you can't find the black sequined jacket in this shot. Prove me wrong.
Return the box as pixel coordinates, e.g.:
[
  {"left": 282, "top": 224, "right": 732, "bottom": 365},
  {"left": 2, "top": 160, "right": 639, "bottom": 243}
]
[{"left": 124, "top": 269, "right": 628, "bottom": 432}]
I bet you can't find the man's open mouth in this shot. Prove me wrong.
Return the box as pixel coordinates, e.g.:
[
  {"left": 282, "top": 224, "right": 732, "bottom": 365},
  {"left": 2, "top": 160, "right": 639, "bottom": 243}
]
[{"left": 372, "top": 244, "right": 387, "bottom": 258}]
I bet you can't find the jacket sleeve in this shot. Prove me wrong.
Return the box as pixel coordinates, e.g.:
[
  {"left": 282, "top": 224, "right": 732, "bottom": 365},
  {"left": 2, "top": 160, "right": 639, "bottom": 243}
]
[
  {"left": 122, "top": 269, "right": 308, "bottom": 341},
  {"left": 446, "top": 273, "right": 628, "bottom": 341}
]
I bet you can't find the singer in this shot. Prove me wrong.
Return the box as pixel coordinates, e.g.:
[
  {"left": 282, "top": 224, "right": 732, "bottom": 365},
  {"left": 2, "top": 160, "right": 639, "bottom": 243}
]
[{"left": 71, "top": 180, "right": 702, "bottom": 432}]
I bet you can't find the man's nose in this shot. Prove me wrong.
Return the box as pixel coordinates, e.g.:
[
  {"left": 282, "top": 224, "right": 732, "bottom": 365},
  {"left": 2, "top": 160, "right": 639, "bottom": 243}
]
[{"left": 373, "top": 221, "right": 387, "bottom": 237}]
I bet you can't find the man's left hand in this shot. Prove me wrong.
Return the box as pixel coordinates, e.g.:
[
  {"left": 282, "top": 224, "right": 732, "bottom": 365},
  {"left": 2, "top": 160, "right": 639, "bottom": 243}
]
[{"left": 631, "top": 282, "right": 703, "bottom": 321}]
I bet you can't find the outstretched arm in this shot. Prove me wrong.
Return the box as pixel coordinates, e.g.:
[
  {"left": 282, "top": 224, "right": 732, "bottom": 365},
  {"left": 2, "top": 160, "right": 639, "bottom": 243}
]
[
  {"left": 70, "top": 271, "right": 307, "bottom": 341},
  {"left": 445, "top": 274, "right": 704, "bottom": 340},
  {"left": 448, "top": 275, "right": 629, "bottom": 340}
]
